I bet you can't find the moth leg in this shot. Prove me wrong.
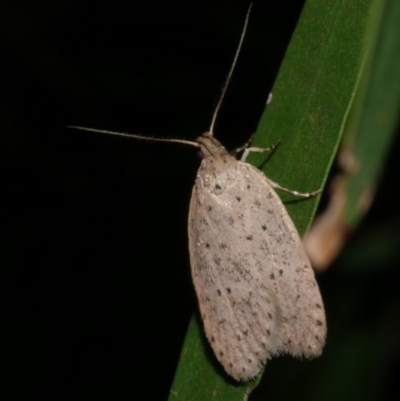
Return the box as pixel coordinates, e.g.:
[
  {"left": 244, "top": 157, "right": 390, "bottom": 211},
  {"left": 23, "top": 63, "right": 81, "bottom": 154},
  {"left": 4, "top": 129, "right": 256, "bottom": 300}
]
[
  {"left": 239, "top": 139, "right": 281, "bottom": 162},
  {"left": 229, "top": 133, "right": 255, "bottom": 157},
  {"left": 265, "top": 177, "right": 322, "bottom": 198}
]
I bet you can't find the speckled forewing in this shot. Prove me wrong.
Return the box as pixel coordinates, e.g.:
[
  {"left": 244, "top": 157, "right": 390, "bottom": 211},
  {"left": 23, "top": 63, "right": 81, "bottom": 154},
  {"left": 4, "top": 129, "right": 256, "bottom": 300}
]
[{"left": 188, "top": 155, "right": 326, "bottom": 381}]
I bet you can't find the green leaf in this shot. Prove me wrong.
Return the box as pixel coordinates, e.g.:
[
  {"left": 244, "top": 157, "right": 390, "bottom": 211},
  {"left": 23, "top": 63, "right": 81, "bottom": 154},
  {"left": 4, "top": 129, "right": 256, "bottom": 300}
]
[{"left": 169, "top": 0, "right": 377, "bottom": 400}]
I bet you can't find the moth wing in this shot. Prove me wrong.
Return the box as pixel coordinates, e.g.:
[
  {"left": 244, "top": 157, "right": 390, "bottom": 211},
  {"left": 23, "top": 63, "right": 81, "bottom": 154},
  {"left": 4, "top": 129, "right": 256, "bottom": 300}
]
[
  {"left": 233, "top": 162, "right": 327, "bottom": 357},
  {"left": 188, "top": 159, "right": 326, "bottom": 381}
]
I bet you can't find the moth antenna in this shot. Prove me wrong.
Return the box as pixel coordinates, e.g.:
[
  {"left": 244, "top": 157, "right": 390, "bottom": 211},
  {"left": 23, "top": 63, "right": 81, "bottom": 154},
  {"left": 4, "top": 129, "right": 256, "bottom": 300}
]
[
  {"left": 208, "top": 2, "right": 253, "bottom": 135},
  {"left": 68, "top": 126, "right": 199, "bottom": 148}
]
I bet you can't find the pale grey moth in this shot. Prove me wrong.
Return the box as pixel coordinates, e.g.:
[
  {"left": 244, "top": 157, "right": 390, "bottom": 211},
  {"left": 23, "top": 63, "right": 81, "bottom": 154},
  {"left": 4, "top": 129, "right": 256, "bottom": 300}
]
[
  {"left": 188, "top": 130, "right": 326, "bottom": 381},
  {"left": 186, "top": 5, "right": 325, "bottom": 380},
  {"left": 69, "top": 2, "right": 326, "bottom": 382}
]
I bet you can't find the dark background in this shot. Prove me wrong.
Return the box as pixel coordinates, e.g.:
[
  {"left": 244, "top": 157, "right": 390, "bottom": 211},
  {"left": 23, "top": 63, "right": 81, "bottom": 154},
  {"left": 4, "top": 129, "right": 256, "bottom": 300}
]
[{"left": 1, "top": 0, "right": 399, "bottom": 400}]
